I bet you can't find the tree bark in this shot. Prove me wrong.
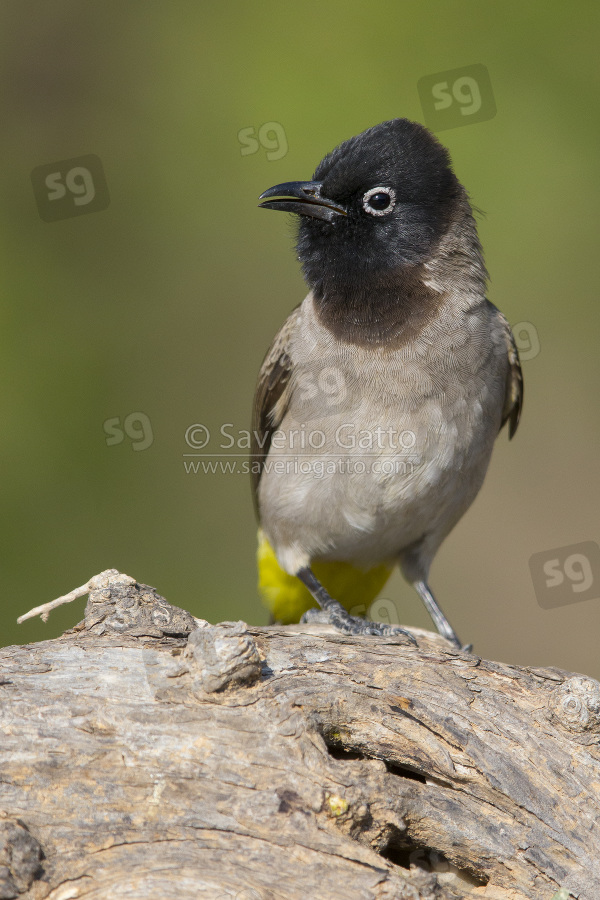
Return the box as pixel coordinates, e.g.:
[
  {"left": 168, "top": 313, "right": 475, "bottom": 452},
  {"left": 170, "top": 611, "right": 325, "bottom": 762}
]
[{"left": 0, "top": 571, "right": 595, "bottom": 900}]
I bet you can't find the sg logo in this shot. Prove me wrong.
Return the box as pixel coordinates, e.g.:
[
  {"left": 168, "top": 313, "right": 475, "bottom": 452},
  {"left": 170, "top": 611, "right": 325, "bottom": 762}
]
[
  {"left": 238, "top": 122, "right": 288, "bottom": 161},
  {"left": 417, "top": 64, "right": 496, "bottom": 132},
  {"left": 529, "top": 541, "right": 600, "bottom": 609},
  {"left": 31, "top": 154, "right": 110, "bottom": 222},
  {"left": 104, "top": 412, "right": 154, "bottom": 452},
  {"left": 512, "top": 321, "right": 541, "bottom": 362}
]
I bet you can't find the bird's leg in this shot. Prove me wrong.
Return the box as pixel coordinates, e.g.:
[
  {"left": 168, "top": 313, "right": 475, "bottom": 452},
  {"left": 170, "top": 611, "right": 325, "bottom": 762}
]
[
  {"left": 412, "top": 580, "right": 471, "bottom": 651},
  {"left": 296, "top": 567, "right": 416, "bottom": 642}
]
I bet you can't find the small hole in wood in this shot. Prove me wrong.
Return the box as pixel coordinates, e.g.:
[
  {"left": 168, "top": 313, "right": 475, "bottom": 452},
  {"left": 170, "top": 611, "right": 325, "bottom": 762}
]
[
  {"left": 325, "top": 744, "right": 364, "bottom": 762},
  {"left": 384, "top": 761, "right": 427, "bottom": 783},
  {"left": 380, "top": 841, "right": 487, "bottom": 886},
  {"left": 321, "top": 729, "right": 427, "bottom": 782}
]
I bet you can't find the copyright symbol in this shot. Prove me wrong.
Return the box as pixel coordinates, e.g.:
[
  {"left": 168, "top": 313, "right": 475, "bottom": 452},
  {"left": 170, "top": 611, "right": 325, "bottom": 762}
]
[{"left": 185, "top": 424, "right": 210, "bottom": 449}]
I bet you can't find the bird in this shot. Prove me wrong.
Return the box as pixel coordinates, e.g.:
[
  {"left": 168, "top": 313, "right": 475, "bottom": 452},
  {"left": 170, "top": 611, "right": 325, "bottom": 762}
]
[{"left": 251, "top": 118, "right": 522, "bottom": 650}]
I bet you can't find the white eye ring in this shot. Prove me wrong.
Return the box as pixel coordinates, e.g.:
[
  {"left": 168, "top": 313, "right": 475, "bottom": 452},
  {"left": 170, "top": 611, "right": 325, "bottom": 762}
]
[{"left": 362, "top": 186, "right": 396, "bottom": 216}]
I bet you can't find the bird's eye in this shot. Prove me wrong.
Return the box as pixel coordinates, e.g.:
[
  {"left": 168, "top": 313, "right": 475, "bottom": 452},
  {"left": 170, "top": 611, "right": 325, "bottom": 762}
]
[{"left": 362, "top": 186, "right": 396, "bottom": 217}]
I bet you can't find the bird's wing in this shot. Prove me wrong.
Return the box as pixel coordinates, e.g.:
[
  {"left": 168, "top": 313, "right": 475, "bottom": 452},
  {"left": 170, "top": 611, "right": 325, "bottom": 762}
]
[
  {"left": 250, "top": 305, "right": 301, "bottom": 514},
  {"left": 496, "top": 309, "right": 524, "bottom": 439}
]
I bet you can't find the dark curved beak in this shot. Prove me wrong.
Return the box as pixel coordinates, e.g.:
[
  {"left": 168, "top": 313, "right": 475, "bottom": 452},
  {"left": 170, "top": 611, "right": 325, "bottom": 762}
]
[{"left": 258, "top": 181, "right": 346, "bottom": 223}]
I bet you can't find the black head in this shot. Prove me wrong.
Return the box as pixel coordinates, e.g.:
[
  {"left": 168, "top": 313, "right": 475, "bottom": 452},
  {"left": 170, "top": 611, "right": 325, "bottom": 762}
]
[{"left": 259, "top": 119, "right": 463, "bottom": 300}]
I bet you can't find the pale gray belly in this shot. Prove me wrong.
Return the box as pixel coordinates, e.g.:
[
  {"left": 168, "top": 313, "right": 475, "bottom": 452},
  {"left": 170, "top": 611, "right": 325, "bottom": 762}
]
[
  {"left": 259, "top": 385, "right": 504, "bottom": 568},
  {"left": 258, "top": 299, "right": 509, "bottom": 572}
]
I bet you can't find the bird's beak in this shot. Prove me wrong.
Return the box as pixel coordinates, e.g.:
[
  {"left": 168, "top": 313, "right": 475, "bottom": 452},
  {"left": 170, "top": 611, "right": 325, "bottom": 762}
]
[{"left": 258, "top": 181, "right": 347, "bottom": 222}]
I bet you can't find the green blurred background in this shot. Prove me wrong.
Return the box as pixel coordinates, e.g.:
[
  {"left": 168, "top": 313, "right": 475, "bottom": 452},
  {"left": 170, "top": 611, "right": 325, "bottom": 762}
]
[{"left": 2, "top": 1, "right": 599, "bottom": 677}]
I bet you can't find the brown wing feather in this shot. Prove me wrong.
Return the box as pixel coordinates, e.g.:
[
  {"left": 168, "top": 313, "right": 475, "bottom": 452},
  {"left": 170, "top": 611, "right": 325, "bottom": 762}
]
[
  {"left": 250, "top": 306, "right": 301, "bottom": 515},
  {"left": 498, "top": 311, "right": 524, "bottom": 439}
]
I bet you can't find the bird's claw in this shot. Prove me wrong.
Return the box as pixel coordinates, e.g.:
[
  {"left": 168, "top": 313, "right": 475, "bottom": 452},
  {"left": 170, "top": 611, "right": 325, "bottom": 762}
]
[{"left": 301, "top": 605, "right": 416, "bottom": 644}]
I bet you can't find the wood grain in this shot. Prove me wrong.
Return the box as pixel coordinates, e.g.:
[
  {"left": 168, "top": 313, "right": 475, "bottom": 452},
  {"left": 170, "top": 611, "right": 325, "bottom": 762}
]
[{"left": 0, "top": 571, "right": 595, "bottom": 900}]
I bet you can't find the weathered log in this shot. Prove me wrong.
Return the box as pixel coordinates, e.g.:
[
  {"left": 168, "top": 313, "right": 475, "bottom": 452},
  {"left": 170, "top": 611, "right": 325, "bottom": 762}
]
[{"left": 0, "top": 571, "right": 594, "bottom": 900}]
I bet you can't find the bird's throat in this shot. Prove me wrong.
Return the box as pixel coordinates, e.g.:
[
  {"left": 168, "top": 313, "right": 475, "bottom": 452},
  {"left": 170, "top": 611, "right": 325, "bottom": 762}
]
[{"left": 312, "top": 264, "right": 444, "bottom": 347}]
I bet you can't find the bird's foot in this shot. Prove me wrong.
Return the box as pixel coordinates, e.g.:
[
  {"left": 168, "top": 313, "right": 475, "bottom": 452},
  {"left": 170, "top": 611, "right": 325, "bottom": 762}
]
[
  {"left": 301, "top": 604, "right": 417, "bottom": 643},
  {"left": 437, "top": 635, "right": 474, "bottom": 653},
  {"left": 296, "top": 566, "right": 416, "bottom": 642},
  {"left": 434, "top": 633, "right": 473, "bottom": 653},
  {"left": 411, "top": 580, "right": 473, "bottom": 653}
]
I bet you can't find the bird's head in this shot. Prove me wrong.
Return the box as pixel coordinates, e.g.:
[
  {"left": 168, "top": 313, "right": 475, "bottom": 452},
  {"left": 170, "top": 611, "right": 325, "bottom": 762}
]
[{"left": 259, "top": 118, "right": 464, "bottom": 299}]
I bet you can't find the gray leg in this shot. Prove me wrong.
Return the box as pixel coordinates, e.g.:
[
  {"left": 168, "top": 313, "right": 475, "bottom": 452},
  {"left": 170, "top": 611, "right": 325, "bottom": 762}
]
[
  {"left": 297, "top": 567, "right": 416, "bottom": 643},
  {"left": 413, "top": 580, "right": 471, "bottom": 651}
]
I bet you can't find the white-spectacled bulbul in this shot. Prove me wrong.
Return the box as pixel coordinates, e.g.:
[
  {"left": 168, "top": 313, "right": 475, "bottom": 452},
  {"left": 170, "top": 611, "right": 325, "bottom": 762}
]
[{"left": 251, "top": 118, "right": 523, "bottom": 650}]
